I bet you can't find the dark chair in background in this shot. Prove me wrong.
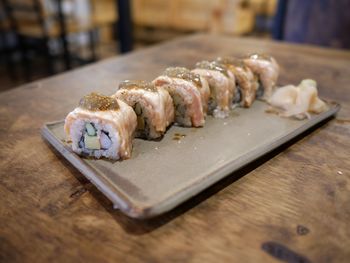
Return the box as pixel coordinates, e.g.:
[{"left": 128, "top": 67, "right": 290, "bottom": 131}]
[
  {"left": 273, "top": 0, "right": 350, "bottom": 49},
  {"left": 1, "top": 0, "right": 98, "bottom": 81},
  {"left": 0, "top": 6, "right": 17, "bottom": 80},
  {"left": 116, "top": 0, "right": 132, "bottom": 53}
]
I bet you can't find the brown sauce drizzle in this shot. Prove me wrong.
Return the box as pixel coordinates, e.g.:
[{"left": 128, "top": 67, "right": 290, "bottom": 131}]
[
  {"left": 173, "top": 133, "right": 186, "bottom": 140},
  {"left": 164, "top": 67, "right": 202, "bottom": 88},
  {"left": 79, "top": 92, "right": 119, "bottom": 111},
  {"left": 119, "top": 80, "right": 157, "bottom": 92},
  {"left": 195, "top": 60, "right": 229, "bottom": 77}
]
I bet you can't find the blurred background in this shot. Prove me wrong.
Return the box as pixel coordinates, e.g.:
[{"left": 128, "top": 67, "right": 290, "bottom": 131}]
[{"left": 0, "top": 0, "right": 349, "bottom": 91}]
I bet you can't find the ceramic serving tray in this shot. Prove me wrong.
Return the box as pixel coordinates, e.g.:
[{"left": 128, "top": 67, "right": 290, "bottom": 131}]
[{"left": 41, "top": 101, "right": 340, "bottom": 219}]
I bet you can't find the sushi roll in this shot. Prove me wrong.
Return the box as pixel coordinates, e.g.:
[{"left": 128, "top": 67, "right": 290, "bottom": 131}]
[
  {"left": 159, "top": 67, "right": 210, "bottom": 114},
  {"left": 113, "top": 80, "right": 174, "bottom": 139},
  {"left": 64, "top": 92, "right": 137, "bottom": 160},
  {"left": 192, "top": 60, "right": 236, "bottom": 118},
  {"left": 153, "top": 67, "right": 206, "bottom": 127},
  {"left": 243, "top": 53, "right": 279, "bottom": 100},
  {"left": 216, "top": 57, "right": 258, "bottom": 108}
]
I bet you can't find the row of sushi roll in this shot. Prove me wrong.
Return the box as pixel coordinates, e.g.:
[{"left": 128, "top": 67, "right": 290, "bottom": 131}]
[{"left": 64, "top": 53, "right": 326, "bottom": 160}]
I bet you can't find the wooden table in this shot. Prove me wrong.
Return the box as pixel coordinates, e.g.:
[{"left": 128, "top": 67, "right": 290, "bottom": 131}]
[{"left": 1, "top": 34, "right": 349, "bottom": 263}]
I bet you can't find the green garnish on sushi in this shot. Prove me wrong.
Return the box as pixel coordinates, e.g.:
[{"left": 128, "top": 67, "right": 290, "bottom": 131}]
[{"left": 85, "top": 123, "right": 96, "bottom": 136}]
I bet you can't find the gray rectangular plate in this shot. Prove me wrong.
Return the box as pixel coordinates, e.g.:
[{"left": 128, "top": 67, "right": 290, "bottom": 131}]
[{"left": 42, "top": 101, "right": 339, "bottom": 219}]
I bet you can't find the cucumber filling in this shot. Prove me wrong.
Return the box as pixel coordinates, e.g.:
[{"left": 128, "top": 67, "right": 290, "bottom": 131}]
[
  {"left": 84, "top": 133, "right": 100, "bottom": 150},
  {"left": 233, "top": 86, "right": 242, "bottom": 103},
  {"left": 172, "top": 93, "right": 186, "bottom": 119},
  {"left": 133, "top": 103, "right": 150, "bottom": 138},
  {"left": 79, "top": 122, "right": 112, "bottom": 151},
  {"left": 256, "top": 81, "right": 264, "bottom": 98},
  {"left": 85, "top": 122, "right": 96, "bottom": 136},
  {"left": 208, "top": 97, "right": 217, "bottom": 112}
]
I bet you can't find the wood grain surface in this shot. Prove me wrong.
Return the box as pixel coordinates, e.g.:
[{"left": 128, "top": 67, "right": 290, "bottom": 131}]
[{"left": 0, "top": 34, "right": 349, "bottom": 263}]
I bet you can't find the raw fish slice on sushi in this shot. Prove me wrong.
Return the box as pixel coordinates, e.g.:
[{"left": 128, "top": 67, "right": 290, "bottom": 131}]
[
  {"left": 192, "top": 61, "right": 236, "bottom": 118},
  {"left": 64, "top": 92, "right": 137, "bottom": 160},
  {"left": 114, "top": 80, "right": 174, "bottom": 140},
  {"left": 153, "top": 67, "right": 206, "bottom": 127}
]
